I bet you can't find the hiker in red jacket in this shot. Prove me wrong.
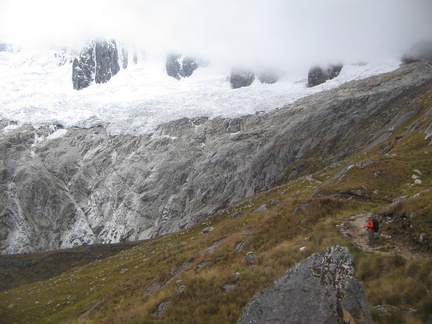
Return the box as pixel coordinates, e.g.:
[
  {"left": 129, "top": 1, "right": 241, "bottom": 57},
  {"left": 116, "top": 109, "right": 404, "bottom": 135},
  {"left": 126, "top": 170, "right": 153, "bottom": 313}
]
[{"left": 366, "top": 215, "right": 375, "bottom": 248}]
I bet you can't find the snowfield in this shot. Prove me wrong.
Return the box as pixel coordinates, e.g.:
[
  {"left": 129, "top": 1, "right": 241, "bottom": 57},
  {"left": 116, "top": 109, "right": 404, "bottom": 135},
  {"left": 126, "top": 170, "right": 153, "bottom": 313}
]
[{"left": 0, "top": 47, "right": 402, "bottom": 135}]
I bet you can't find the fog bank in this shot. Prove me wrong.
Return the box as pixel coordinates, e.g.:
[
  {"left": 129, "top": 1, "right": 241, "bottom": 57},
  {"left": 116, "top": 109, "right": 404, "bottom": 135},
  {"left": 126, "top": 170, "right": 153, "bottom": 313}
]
[{"left": 1, "top": 0, "right": 432, "bottom": 71}]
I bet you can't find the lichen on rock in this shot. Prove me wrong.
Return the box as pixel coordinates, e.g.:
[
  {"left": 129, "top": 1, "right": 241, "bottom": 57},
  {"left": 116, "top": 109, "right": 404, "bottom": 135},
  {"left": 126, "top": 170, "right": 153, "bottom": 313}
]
[{"left": 237, "top": 245, "right": 372, "bottom": 324}]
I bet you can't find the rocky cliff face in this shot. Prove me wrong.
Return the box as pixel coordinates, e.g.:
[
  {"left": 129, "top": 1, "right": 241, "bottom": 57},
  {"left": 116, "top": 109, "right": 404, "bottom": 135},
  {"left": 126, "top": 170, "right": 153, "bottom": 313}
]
[
  {"left": 72, "top": 40, "right": 123, "bottom": 90},
  {"left": 308, "top": 63, "right": 343, "bottom": 87},
  {"left": 237, "top": 245, "right": 372, "bottom": 323},
  {"left": 165, "top": 54, "right": 199, "bottom": 80},
  {"left": 230, "top": 68, "right": 256, "bottom": 89},
  {"left": 230, "top": 68, "right": 281, "bottom": 88},
  {"left": 1, "top": 62, "right": 431, "bottom": 254}
]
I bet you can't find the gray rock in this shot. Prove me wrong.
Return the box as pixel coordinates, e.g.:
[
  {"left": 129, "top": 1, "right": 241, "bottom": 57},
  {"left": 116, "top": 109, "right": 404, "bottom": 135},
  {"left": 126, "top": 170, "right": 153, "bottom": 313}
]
[
  {"left": 176, "top": 285, "right": 187, "bottom": 295},
  {"left": 228, "top": 211, "right": 244, "bottom": 219},
  {"left": 308, "top": 63, "right": 343, "bottom": 87},
  {"left": 253, "top": 204, "right": 268, "bottom": 213},
  {"left": 245, "top": 252, "right": 256, "bottom": 265},
  {"left": 202, "top": 227, "right": 214, "bottom": 233},
  {"left": 94, "top": 40, "right": 120, "bottom": 84},
  {"left": 230, "top": 69, "right": 255, "bottom": 89},
  {"left": 171, "top": 260, "right": 193, "bottom": 277},
  {"left": 166, "top": 54, "right": 199, "bottom": 80},
  {"left": 268, "top": 199, "right": 280, "bottom": 206},
  {"left": 292, "top": 203, "right": 309, "bottom": 216},
  {"left": 221, "top": 282, "right": 240, "bottom": 293},
  {"left": 154, "top": 299, "right": 170, "bottom": 317},
  {"left": 235, "top": 237, "right": 253, "bottom": 252},
  {"left": 237, "top": 245, "right": 372, "bottom": 324},
  {"left": 72, "top": 43, "right": 94, "bottom": 90},
  {"left": 372, "top": 304, "right": 404, "bottom": 314},
  {"left": 142, "top": 281, "right": 162, "bottom": 297},
  {"left": 72, "top": 40, "right": 121, "bottom": 90}
]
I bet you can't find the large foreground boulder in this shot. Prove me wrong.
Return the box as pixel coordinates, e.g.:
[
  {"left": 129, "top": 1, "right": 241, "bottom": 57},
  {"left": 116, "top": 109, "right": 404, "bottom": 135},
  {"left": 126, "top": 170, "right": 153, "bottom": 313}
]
[{"left": 237, "top": 245, "right": 372, "bottom": 323}]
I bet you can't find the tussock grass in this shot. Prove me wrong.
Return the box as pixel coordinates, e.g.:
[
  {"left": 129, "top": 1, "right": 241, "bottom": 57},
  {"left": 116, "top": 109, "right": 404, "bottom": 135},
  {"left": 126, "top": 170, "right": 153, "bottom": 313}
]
[
  {"left": 355, "top": 254, "right": 432, "bottom": 323},
  {"left": 2, "top": 87, "right": 432, "bottom": 323},
  {"left": 376, "top": 192, "right": 432, "bottom": 252},
  {"left": 1, "top": 181, "right": 430, "bottom": 323}
]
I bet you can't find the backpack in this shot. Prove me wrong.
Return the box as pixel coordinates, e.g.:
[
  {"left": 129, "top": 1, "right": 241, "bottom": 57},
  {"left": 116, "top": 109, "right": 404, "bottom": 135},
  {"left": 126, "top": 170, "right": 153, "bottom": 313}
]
[{"left": 372, "top": 218, "right": 379, "bottom": 233}]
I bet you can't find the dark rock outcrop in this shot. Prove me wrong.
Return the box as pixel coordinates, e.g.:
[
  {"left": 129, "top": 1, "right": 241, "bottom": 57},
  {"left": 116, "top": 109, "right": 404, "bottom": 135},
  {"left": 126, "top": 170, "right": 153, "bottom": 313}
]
[
  {"left": 308, "top": 63, "right": 343, "bottom": 87},
  {"left": 230, "top": 69, "right": 255, "bottom": 89},
  {"left": 230, "top": 68, "right": 279, "bottom": 87},
  {"left": 94, "top": 41, "right": 120, "bottom": 84},
  {"left": 72, "top": 40, "right": 121, "bottom": 90},
  {"left": 245, "top": 252, "right": 256, "bottom": 265},
  {"left": 120, "top": 47, "right": 128, "bottom": 69},
  {"left": 72, "top": 43, "right": 95, "bottom": 90},
  {"left": 1, "top": 62, "right": 432, "bottom": 254},
  {"left": 237, "top": 245, "right": 372, "bottom": 324},
  {"left": 165, "top": 54, "right": 199, "bottom": 80}
]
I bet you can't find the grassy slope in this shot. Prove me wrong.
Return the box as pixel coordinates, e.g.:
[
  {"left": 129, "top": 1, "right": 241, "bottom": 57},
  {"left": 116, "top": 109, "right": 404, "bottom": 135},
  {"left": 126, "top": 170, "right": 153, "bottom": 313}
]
[
  {"left": 1, "top": 84, "right": 432, "bottom": 324},
  {"left": 0, "top": 242, "right": 142, "bottom": 291}
]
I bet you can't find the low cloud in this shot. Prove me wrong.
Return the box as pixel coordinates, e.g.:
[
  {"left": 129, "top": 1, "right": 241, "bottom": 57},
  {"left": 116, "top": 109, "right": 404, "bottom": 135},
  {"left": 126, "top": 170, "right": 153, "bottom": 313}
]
[{"left": 1, "top": 0, "right": 431, "bottom": 72}]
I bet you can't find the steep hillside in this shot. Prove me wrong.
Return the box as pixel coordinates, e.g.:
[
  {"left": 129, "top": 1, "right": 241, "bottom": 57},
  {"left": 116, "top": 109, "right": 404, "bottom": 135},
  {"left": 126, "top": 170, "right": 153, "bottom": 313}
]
[
  {"left": 1, "top": 62, "right": 431, "bottom": 255},
  {"left": 1, "top": 62, "right": 432, "bottom": 323}
]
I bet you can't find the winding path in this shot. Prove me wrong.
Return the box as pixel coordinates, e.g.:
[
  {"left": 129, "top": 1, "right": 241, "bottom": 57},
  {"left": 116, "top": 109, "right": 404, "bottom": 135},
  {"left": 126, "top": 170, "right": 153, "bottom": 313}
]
[{"left": 339, "top": 213, "right": 423, "bottom": 260}]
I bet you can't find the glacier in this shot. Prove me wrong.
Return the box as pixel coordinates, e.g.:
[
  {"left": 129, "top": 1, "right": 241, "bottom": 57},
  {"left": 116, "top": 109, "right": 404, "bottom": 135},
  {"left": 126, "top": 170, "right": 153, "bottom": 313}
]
[
  {"left": 0, "top": 46, "right": 402, "bottom": 135},
  {"left": 0, "top": 44, "right": 416, "bottom": 254}
]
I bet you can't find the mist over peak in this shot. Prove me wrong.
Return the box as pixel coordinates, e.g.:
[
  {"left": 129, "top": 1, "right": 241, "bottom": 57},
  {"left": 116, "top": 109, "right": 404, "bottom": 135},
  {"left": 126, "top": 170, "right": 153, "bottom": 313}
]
[
  {"left": 1, "top": 0, "right": 431, "bottom": 72},
  {"left": 1, "top": 0, "right": 431, "bottom": 135}
]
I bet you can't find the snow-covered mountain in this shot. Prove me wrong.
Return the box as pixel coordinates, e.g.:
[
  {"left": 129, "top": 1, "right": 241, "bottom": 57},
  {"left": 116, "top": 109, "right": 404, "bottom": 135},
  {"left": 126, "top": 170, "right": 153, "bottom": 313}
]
[
  {"left": 3, "top": 38, "right": 431, "bottom": 254},
  {"left": 0, "top": 42, "right": 402, "bottom": 135},
  {"left": 1, "top": 0, "right": 432, "bottom": 256},
  {"left": 1, "top": 54, "right": 431, "bottom": 254}
]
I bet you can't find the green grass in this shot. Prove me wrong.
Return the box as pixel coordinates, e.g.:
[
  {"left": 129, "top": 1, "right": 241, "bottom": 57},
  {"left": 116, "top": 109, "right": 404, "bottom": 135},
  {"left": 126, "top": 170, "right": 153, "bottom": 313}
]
[
  {"left": 2, "top": 83, "right": 432, "bottom": 323},
  {"left": 1, "top": 179, "right": 430, "bottom": 323}
]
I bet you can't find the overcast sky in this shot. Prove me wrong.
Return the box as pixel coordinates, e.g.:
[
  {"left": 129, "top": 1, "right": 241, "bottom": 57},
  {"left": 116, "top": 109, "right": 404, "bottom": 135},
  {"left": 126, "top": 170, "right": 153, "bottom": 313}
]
[{"left": 1, "top": 0, "right": 431, "bottom": 70}]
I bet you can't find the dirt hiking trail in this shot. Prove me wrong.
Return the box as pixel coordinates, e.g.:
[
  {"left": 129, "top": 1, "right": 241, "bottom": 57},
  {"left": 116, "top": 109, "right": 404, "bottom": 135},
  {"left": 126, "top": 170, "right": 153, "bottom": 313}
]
[{"left": 339, "top": 213, "right": 424, "bottom": 260}]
